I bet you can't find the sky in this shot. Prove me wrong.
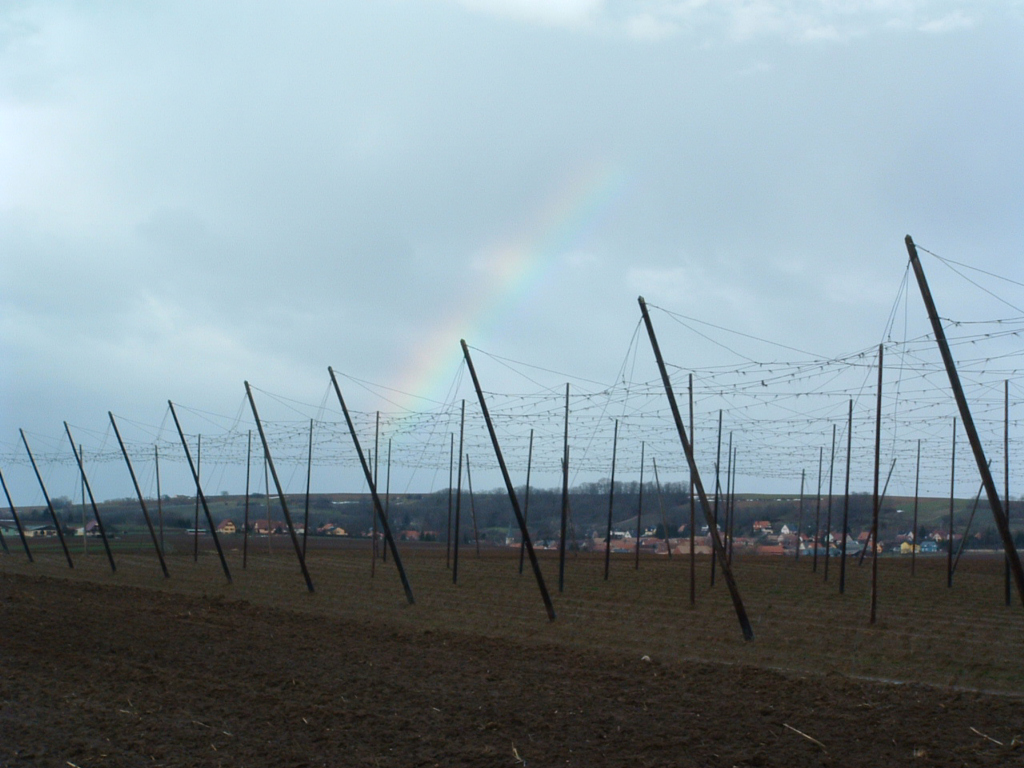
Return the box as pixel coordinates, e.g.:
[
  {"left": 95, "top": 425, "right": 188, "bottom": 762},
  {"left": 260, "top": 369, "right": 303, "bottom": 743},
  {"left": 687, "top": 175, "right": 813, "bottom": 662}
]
[{"left": 2, "top": 0, "right": 1024, "bottom": 506}]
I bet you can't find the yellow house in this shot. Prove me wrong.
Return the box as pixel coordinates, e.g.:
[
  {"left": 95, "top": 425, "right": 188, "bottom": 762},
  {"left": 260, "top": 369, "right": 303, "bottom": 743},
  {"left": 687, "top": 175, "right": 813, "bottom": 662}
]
[{"left": 900, "top": 541, "right": 920, "bottom": 554}]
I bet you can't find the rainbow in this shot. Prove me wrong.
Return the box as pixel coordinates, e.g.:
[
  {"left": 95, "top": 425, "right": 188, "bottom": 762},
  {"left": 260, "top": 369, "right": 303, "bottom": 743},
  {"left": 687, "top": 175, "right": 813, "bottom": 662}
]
[{"left": 393, "top": 160, "right": 630, "bottom": 410}]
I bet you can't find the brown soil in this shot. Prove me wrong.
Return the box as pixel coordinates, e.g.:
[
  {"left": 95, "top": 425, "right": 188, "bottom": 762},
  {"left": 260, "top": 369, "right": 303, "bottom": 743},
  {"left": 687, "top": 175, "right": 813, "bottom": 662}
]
[{"left": 1, "top": 544, "right": 1023, "bottom": 767}]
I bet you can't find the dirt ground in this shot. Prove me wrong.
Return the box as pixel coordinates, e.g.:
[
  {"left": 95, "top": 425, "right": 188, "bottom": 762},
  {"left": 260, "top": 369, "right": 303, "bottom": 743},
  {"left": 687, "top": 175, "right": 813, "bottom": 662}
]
[{"left": 2, "top": 555, "right": 1024, "bottom": 767}]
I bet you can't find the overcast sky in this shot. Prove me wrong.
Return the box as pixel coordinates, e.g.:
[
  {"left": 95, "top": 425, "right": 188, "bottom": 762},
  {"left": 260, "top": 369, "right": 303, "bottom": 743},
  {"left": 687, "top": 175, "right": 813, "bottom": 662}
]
[{"left": 3, "top": 1, "right": 1023, "bottom": 503}]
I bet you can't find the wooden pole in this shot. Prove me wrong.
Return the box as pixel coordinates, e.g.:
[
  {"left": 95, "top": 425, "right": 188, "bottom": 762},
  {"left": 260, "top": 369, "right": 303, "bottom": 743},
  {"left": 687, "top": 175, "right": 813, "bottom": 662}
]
[
  {"left": 688, "top": 374, "right": 696, "bottom": 605},
  {"left": 724, "top": 434, "right": 733, "bottom": 565},
  {"left": 65, "top": 424, "right": 115, "bottom": 573},
  {"left": 243, "top": 384, "right": 313, "bottom": 593},
  {"left": 1005, "top": 379, "right": 1012, "bottom": 606},
  {"left": 634, "top": 441, "right": 645, "bottom": 570},
  {"left": 519, "top": 429, "right": 534, "bottom": 576},
  {"left": 193, "top": 434, "right": 200, "bottom": 562},
  {"left": 20, "top": 429, "right": 73, "bottom": 568},
  {"left": 812, "top": 447, "right": 823, "bottom": 572},
  {"left": 453, "top": 400, "right": 465, "bottom": 584},
  {"left": 243, "top": 430, "right": 251, "bottom": 570},
  {"left": 382, "top": 438, "right": 392, "bottom": 563},
  {"left": 911, "top": 439, "right": 920, "bottom": 576},
  {"left": 907, "top": 235, "right": 1024, "bottom": 606},
  {"left": 108, "top": 413, "right": 168, "bottom": 577},
  {"left": 264, "top": 453, "right": 271, "bottom": 555},
  {"left": 839, "top": 400, "right": 852, "bottom": 594},
  {"left": 559, "top": 383, "right": 569, "bottom": 593},
  {"left": 870, "top": 344, "right": 883, "bottom": 624},
  {"left": 638, "top": 296, "right": 753, "bottom": 640},
  {"left": 372, "top": 412, "right": 380, "bottom": 567},
  {"left": 446, "top": 432, "right": 453, "bottom": 570},
  {"left": 794, "top": 469, "right": 805, "bottom": 561},
  {"left": 0, "top": 467, "right": 33, "bottom": 561},
  {"left": 327, "top": 368, "right": 414, "bottom": 604},
  {"left": 824, "top": 424, "right": 836, "bottom": 581},
  {"left": 302, "top": 419, "right": 313, "bottom": 559},
  {"left": 155, "top": 445, "right": 163, "bottom": 556},
  {"left": 79, "top": 444, "right": 85, "bottom": 556},
  {"left": 604, "top": 419, "right": 618, "bottom": 581},
  {"left": 459, "top": 341, "right": 555, "bottom": 620},
  {"left": 711, "top": 409, "right": 723, "bottom": 586},
  {"left": 167, "top": 403, "right": 231, "bottom": 583},
  {"left": 948, "top": 417, "right": 957, "bottom": 589}
]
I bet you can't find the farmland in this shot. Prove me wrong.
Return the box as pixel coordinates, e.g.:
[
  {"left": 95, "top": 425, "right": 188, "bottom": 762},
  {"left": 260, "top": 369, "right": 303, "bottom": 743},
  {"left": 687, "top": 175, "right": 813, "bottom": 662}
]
[{"left": 1, "top": 540, "right": 1023, "bottom": 766}]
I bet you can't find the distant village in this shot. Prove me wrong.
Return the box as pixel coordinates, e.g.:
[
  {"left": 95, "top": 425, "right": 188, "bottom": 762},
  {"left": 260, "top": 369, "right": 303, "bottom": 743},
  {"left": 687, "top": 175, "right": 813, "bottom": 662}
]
[{"left": 3, "top": 486, "right": 1014, "bottom": 558}]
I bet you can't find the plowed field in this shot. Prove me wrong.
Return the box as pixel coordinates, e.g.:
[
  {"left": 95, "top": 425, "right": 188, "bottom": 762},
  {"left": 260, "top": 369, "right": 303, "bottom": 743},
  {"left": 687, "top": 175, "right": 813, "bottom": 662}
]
[{"left": 1, "top": 540, "right": 1022, "bottom": 766}]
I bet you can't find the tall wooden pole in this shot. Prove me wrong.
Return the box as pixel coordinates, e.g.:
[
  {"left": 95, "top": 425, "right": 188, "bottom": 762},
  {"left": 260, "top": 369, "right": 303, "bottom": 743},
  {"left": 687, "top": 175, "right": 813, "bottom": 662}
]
[
  {"left": 372, "top": 412, "right": 380, "bottom": 566},
  {"left": 193, "top": 435, "right": 201, "bottom": 562},
  {"left": 193, "top": 434, "right": 201, "bottom": 562},
  {"left": 604, "top": 419, "right": 618, "bottom": 581},
  {"left": 327, "top": 368, "right": 414, "bottom": 604},
  {"left": 108, "top": 413, "right": 168, "bottom": 577},
  {"left": 382, "top": 438, "right": 392, "bottom": 563},
  {"left": 948, "top": 417, "right": 957, "bottom": 589},
  {"left": 912, "top": 439, "right": 921, "bottom": 576},
  {"left": 559, "top": 383, "right": 570, "bottom": 593},
  {"left": 907, "top": 234, "right": 1024, "bottom": 605},
  {"left": 634, "top": 441, "right": 645, "bottom": 570},
  {"left": 446, "top": 432, "right": 454, "bottom": 570},
  {"left": 243, "top": 385, "right": 313, "bottom": 593},
  {"left": 824, "top": 424, "right": 836, "bottom": 581},
  {"left": 460, "top": 341, "right": 555, "bottom": 620},
  {"left": 795, "top": 469, "right": 805, "bottom": 562},
  {"left": 711, "top": 409, "right": 723, "bottom": 585},
  {"left": 724, "top": 433, "right": 733, "bottom": 565},
  {"left": 20, "top": 429, "right": 73, "bottom": 568},
  {"left": 243, "top": 430, "right": 251, "bottom": 570},
  {"left": 453, "top": 400, "right": 465, "bottom": 584},
  {"left": 870, "top": 344, "right": 883, "bottom": 624},
  {"left": 839, "top": 400, "right": 852, "bottom": 594},
  {"left": 65, "top": 423, "right": 115, "bottom": 573},
  {"left": 155, "top": 445, "right": 163, "bottom": 556},
  {"left": 266, "top": 454, "right": 274, "bottom": 557},
  {"left": 302, "top": 419, "right": 313, "bottom": 558},
  {"left": 813, "top": 447, "right": 823, "bottom": 572},
  {"left": 519, "top": 429, "right": 534, "bottom": 576},
  {"left": 688, "top": 374, "right": 696, "bottom": 605},
  {"left": 728, "top": 446, "right": 738, "bottom": 565},
  {"left": 638, "top": 296, "right": 753, "bottom": 640},
  {"left": 264, "top": 453, "right": 271, "bottom": 554},
  {"left": 79, "top": 445, "right": 85, "bottom": 556},
  {"left": 0, "top": 468, "right": 33, "bottom": 561},
  {"left": 1005, "top": 380, "right": 1012, "bottom": 606},
  {"left": 167, "top": 403, "right": 231, "bottom": 583}
]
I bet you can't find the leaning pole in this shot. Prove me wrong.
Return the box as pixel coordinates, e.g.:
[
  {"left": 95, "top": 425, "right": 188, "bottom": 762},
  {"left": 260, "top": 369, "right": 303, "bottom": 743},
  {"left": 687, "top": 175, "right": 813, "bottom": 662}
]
[
  {"left": 109, "top": 413, "right": 170, "bottom": 577},
  {"left": 906, "top": 235, "right": 1024, "bottom": 607},
  {"left": 638, "top": 297, "right": 754, "bottom": 641},
  {"left": 244, "top": 382, "right": 315, "bottom": 593},
  {"left": 461, "top": 340, "right": 556, "bottom": 621},
  {"left": 20, "top": 429, "right": 74, "bottom": 569},
  {"left": 167, "top": 402, "right": 232, "bottom": 584},
  {"left": 0, "top": 468, "right": 33, "bottom": 561},
  {"left": 64, "top": 422, "right": 117, "bottom": 573},
  {"left": 327, "top": 367, "right": 415, "bottom": 605}
]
